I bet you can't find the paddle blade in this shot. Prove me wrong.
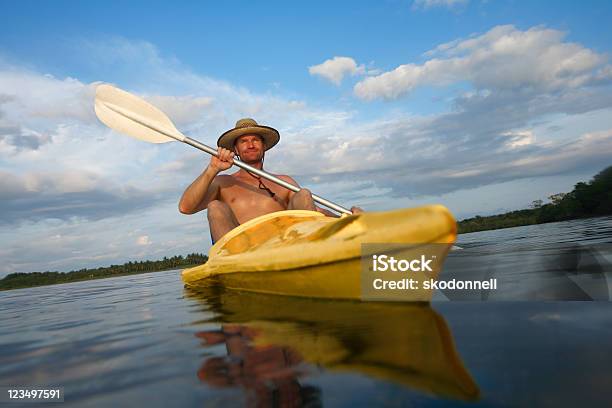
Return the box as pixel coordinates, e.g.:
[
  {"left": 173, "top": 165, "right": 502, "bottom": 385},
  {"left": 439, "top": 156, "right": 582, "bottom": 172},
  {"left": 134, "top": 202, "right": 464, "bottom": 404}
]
[{"left": 95, "top": 84, "right": 185, "bottom": 143}]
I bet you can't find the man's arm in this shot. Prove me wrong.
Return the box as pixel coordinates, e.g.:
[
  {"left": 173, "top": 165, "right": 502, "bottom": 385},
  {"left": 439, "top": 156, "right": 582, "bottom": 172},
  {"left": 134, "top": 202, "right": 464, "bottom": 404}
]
[
  {"left": 179, "top": 147, "right": 234, "bottom": 214},
  {"left": 178, "top": 166, "right": 220, "bottom": 214}
]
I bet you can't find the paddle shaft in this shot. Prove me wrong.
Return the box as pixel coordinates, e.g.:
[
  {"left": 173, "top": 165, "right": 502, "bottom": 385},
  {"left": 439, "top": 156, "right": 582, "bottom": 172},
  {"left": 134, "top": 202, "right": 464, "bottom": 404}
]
[{"left": 183, "top": 137, "right": 352, "bottom": 215}]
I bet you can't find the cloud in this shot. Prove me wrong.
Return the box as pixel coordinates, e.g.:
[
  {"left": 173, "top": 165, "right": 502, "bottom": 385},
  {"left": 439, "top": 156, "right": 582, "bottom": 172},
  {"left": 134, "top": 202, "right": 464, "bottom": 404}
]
[
  {"left": 269, "top": 105, "right": 612, "bottom": 197},
  {"left": 0, "top": 126, "right": 50, "bottom": 152},
  {"left": 0, "top": 170, "right": 168, "bottom": 225},
  {"left": 0, "top": 68, "right": 97, "bottom": 122},
  {"left": 309, "top": 56, "right": 365, "bottom": 85},
  {"left": 381, "top": 128, "right": 612, "bottom": 197},
  {"left": 0, "top": 93, "right": 52, "bottom": 154},
  {"left": 503, "top": 130, "right": 534, "bottom": 148},
  {"left": 136, "top": 235, "right": 150, "bottom": 245},
  {"left": 412, "top": 0, "right": 468, "bottom": 9},
  {"left": 354, "top": 25, "right": 611, "bottom": 100},
  {"left": 144, "top": 94, "right": 213, "bottom": 127}
]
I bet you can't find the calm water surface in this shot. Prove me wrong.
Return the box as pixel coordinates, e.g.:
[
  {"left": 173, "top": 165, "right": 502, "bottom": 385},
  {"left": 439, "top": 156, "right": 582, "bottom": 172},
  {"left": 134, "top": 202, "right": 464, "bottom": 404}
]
[{"left": 1, "top": 217, "right": 612, "bottom": 407}]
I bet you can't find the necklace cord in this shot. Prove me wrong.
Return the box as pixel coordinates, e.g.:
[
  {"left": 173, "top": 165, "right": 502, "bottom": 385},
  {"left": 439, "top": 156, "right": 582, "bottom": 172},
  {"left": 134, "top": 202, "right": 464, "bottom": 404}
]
[{"left": 245, "top": 169, "right": 276, "bottom": 198}]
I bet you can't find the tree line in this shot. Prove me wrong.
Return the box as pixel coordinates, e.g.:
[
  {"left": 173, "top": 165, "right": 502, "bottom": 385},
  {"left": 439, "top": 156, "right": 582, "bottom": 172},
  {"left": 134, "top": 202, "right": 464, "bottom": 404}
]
[
  {"left": 458, "top": 165, "right": 612, "bottom": 233},
  {"left": 0, "top": 253, "right": 208, "bottom": 291}
]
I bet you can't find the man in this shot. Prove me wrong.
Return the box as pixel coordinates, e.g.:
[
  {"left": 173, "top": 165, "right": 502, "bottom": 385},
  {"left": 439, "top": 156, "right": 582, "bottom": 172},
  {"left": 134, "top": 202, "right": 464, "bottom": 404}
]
[{"left": 179, "top": 118, "right": 362, "bottom": 242}]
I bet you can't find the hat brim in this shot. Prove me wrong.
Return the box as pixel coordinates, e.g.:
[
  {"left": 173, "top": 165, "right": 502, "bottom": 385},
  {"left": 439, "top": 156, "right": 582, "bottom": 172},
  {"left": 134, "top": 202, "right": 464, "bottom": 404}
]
[{"left": 217, "top": 125, "right": 280, "bottom": 151}]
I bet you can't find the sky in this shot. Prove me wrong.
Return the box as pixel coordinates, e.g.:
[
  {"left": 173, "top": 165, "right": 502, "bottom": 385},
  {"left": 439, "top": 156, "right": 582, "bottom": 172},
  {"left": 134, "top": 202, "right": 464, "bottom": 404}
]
[{"left": 1, "top": 0, "right": 612, "bottom": 277}]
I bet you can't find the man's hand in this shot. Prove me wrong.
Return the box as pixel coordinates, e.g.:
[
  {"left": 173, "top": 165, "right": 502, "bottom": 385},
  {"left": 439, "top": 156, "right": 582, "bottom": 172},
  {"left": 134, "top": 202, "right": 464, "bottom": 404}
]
[
  {"left": 209, "top": 147, "right": 234, "bottom": 173},
  {"left": 351, "top": 206, "right": 364, "bottom": 214}
]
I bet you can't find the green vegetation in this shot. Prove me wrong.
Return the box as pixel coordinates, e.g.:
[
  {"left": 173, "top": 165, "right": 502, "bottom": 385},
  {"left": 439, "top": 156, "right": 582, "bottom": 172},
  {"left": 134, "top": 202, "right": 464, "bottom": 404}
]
[
  {"left": 458, "top": 166, "right": 612, "bottom": 233},
  {"left": 0, "top": 253, "right": 208, "bottom": 291}
]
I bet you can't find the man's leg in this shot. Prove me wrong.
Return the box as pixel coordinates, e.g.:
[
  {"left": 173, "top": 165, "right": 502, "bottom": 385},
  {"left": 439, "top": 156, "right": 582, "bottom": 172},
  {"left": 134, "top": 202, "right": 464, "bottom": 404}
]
[
  {"left": 288, "top": 189, "right": 316, "bottom": 211},
  {"left": 207, "top": 200, "right": 239, "bottom": 243}
]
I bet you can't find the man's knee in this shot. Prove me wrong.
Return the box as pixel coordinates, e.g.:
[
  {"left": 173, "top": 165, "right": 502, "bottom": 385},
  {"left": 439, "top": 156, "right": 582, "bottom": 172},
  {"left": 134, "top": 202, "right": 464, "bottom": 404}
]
[
  {"left": 295, "top": 188, "right": 313, "bottom": 199},
  {"left": 290, "top": 188, "right": 315, "bottom": 211}
]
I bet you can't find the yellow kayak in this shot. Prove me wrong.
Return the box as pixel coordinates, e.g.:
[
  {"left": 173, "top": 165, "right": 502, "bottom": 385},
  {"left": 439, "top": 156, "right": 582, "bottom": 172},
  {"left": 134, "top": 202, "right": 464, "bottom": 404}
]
[{"left": 182, "top": 205, "right": 456, "bottom": 301}]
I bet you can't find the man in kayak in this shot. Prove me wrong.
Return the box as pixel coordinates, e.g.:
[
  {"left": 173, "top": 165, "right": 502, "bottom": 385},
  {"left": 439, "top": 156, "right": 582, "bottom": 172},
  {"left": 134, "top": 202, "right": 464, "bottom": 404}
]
[{"left": 179, "top": 118, "right": 362, "bottom": 242}]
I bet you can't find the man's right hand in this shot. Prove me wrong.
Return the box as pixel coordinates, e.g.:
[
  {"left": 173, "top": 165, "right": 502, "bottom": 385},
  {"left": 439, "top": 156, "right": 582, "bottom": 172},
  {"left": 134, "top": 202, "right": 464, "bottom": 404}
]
[{"left": 209, "top": 147, "right": 235, "bottom": 173}]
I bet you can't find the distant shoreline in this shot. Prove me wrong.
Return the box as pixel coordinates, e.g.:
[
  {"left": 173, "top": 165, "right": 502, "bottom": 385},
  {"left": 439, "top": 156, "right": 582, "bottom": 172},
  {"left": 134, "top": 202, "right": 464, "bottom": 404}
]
[
  {"left": 0, "top": 266, "right": 192, "bottom": 291},
  {"left": 458, "top": 212, "right": 607, "bottom": 234},
  {"left": 458, "top": 166, "right": 611, "bottom": 234},
  {"left": 0, "top": 254, "right": 208, "bottom": 292}
]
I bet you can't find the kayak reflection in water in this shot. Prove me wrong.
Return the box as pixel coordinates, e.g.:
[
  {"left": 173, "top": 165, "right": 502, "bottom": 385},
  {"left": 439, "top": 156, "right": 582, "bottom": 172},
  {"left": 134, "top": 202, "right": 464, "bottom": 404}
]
[
  {"left": 189, "top": 288, "right": 480, "bottom": 403},
  {"left": 196, "top": 325, "right": 322, "bottom": 407},
  {"left": 178, "top": 118, "right": 363, "bottom": 242}
]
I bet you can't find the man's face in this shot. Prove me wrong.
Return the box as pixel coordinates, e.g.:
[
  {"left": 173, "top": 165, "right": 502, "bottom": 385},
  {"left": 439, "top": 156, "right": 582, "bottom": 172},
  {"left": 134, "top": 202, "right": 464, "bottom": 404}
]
[{"left": 234, "top": 134, "right": 264, "bottom": 163}]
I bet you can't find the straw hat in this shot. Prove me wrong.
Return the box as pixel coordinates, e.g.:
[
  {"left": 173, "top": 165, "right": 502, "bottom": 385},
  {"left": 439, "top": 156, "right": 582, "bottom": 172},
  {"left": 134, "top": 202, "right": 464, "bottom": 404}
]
[{"left": 217, "top": 118, "right": 280, "bottom": 151}]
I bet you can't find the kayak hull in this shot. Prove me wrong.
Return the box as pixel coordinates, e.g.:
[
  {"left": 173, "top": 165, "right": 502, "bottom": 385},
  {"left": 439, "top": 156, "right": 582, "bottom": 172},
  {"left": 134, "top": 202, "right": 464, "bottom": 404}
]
[{"left": 195, "top": 257, "right": 363, "bottom": 299}]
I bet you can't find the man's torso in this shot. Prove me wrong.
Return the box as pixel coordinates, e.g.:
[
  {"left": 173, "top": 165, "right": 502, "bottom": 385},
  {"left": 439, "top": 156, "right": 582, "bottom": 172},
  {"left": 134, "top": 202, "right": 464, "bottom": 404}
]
[{"left": 216, "top": 173, "right": 293, "bottom": 224}]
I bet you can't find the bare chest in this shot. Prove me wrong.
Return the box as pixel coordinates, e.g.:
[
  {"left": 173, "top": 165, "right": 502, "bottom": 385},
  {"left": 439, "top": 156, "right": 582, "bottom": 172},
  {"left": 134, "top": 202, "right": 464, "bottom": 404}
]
[{"left": 218, "top": 177, "right": 290, "bottom": 223}]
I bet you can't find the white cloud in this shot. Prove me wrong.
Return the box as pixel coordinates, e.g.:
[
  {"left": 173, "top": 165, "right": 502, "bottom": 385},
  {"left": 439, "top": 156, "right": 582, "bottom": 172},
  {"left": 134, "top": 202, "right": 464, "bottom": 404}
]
[
  {"left": 0, "top": 168, "right": 165, "bottom": 225},
  {"left": 503, "top": 130, "right": 535, "bottom": 148},
  {"left": 354, "top": 25, "right": 611, "bottom": 100},
  {"left": 144, "top": 94, "right": 213, "bottom": 127},
  {"left": 0, "top": 68, "right": 97, "bottom": 122},
  {"left": 136, "top": 235, "right": 150, "bottom": 245},
  {"left": 309, "top": 56, "right": 365, "bottom": 85},
  {"left": 412, "top": 0, "right": 468, "bottom": 9}
]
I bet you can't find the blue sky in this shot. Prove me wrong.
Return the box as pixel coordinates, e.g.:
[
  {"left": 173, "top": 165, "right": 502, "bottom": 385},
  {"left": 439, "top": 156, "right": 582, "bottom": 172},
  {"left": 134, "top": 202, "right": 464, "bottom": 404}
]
[{"left": 1, "top": 0, "right": 612, "bottom": 276}]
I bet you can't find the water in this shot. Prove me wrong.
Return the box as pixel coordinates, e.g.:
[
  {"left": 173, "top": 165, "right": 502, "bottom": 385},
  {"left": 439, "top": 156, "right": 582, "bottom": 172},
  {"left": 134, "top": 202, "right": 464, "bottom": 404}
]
[
  {"left": 1, "top": 217, "right": 612, "bottom": 407},
  {"left": 440, "top": 216, "right": 612, "bottom": 301}
]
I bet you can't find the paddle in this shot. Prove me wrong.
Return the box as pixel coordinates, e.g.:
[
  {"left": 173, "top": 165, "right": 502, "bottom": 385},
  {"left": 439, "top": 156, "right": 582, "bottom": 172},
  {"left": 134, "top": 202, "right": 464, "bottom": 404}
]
[{"left": 94, "top": 84, "right": 352, "bottom": 214}]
